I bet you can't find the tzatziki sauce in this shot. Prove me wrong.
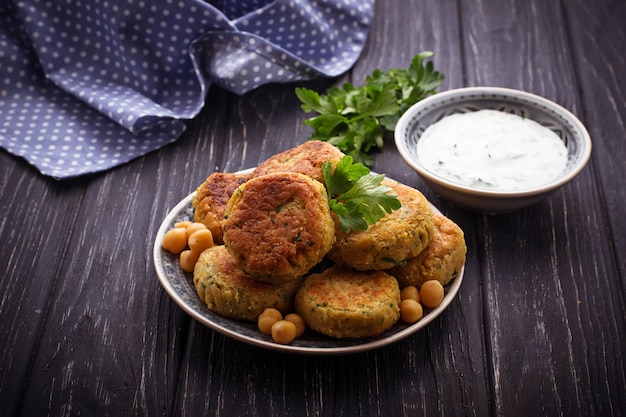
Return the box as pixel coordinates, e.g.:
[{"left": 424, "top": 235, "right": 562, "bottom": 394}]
[{"left": 417, "top": 110, "right": 568, "bottom": 191}]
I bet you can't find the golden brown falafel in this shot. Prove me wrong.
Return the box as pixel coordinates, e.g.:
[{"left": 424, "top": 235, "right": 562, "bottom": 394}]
[
  {"left": 193, "top": 245, "right": 302, "bottom": 322},
  {"left": 222, "top": 172, "right": 336, "bottom": 283},
  {"left": 389, "top": 213, "right": 466, "bottom": 288},
  {"left": 328, "top": 178, "right": 435, "bottom": 271},
  {"left": 251, "top": 140, "right": 344, "bottom": 183},
  {"left": 294, "top": 265, "right": 401, "bottom": 339},
  {"left": 192, "top": 172, "right": 250, "bottom": 244}
]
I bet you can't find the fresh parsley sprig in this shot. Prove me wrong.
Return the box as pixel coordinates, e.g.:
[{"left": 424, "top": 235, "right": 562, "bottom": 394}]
[
  {"left": 323, "top": 155, "right": 401, "bottom": 233},
  {"left": 296, "top": 51, "right": 444, "bottom": 166}
]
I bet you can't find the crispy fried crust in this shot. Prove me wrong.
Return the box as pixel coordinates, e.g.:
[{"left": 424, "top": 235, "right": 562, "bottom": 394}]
[
  {"left": 294, "top": 266, "right": 401, "bottom": 339},
  {"left": 328, "top": 178, "right": 435, "bottom": 271},
  {"left": 193, "top": 246, "right": 302, "bottom": 322},
  {"left": 222, "top": 172, "right": 336, "bottom": 283},
  {"left": 389, "top": 213, "right": 466, "bottom": 288},
  {"left": 192, "top": 172, "right": 250, "bottom": 244},
  {"left": 251, "top": 140, "right": 344, "bottom": 183}
]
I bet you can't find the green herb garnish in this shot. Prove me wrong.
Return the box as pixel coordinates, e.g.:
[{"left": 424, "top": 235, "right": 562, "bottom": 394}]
[
  {"left": 323, "top": 155, "right": 401, "bottom": 233},
  {"left": 296, "top": 51, "right": 444, "bottom": 166}
]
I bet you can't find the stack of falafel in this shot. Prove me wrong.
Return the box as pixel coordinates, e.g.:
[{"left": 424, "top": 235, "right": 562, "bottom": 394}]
[{"left": 191, "top": 141, "right": 466, "bottom": 340}]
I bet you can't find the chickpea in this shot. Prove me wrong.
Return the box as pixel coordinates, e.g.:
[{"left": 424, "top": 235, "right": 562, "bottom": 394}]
[
  {"left": 420, "top": 280, "right": 444, "bottom": 309},
  {"left": 400, "top": 299, "right": 423, "bottom": 323},
  {"left": 175, "top": 220, "right": 192, "bottom": 228},
  {"left": 401, "top": 286, "right": 420, "bottom": 302},
  {"left": 179, "top": 249, "right": 201, "bottom": 273},
  {"left": 188, "top": 229, "right": 214, "bottom": 252},
  {"left": 271, "top": 320, "right": 297, "bottom": 344},
  {"left": 258, "top": 308, "right": 283, "bottom": 335},
  {"left": 185, "top": 222, "right": 207, "bottom": 239},
  {"left": 162, "top": 227, "right": 188, "bottom": 254},
  {"left": 284, "top": 313, "right": 306, "bottom": 337}
]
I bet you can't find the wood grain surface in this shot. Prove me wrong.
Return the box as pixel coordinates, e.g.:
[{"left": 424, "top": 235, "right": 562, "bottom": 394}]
[{"left": 1, "top": 0, "right": 624, "bottom": 416}]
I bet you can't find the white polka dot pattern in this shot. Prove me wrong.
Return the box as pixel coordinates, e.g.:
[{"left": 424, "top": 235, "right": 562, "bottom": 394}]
[{"left": 0, "top": 0, "right": 373, "bottom": 178}]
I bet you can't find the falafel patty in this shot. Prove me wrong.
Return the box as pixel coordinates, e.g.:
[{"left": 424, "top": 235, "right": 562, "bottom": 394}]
[
  {"left": 192, "top": 172, "right": 250, "bottom": 244},
  {"left": 294, "top": 266, "right": 401, "bottom": 339},
  {"left": 389, "top": 213, "right": 466, "bottom": 289},
  {"left": 193, "top": 245, "right": 302, "bottom": 322},
  {"left": 251, "top": 140, "right": 345, "bottom": 183},
  {"left": 328, "top": 178, "right": 435, "bottom": 271},
  {"left": 222, "top": 172, "right": 336, "bottom": 283}
]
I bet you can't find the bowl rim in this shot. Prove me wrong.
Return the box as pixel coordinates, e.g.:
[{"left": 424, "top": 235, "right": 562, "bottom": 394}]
[{"left": 394, "top": 86, "right": 593, "bottom": 198}]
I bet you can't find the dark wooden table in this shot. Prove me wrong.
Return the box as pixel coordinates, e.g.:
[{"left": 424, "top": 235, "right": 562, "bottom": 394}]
[{"left": 1, "top": 0, "right": 625, "bottom": 416}]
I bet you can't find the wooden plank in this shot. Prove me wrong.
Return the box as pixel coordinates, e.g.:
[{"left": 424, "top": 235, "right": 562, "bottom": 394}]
[
  {"left": 561, "top": 0, "right": 626, "bottom": 414},
  {"left": 565, "top": 0, "right": 626, "bottom": 278},
  {"left": 9, "top": 162, "right": 177, "bottom": 415},
  {"left": 460, "top": 0, "right": 626, "bottom": 416},
  {"left": 0, "top": 157, "right": 87, "bottom": 417}
]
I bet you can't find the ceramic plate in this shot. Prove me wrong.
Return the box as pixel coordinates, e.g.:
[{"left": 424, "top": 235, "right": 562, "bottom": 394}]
[{"left": 153, "top": 172, "right": 464, "bottom": 355}]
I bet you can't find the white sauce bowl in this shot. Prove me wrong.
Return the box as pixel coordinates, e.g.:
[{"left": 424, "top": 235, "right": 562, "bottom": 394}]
[{"left": 394, "top": 87, "right": 592, "bottom": 213}]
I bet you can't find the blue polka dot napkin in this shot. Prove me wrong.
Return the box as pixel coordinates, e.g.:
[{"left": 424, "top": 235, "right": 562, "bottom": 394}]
[{"left": 0, "top": 0, "right": 373, "bottom": 179}]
